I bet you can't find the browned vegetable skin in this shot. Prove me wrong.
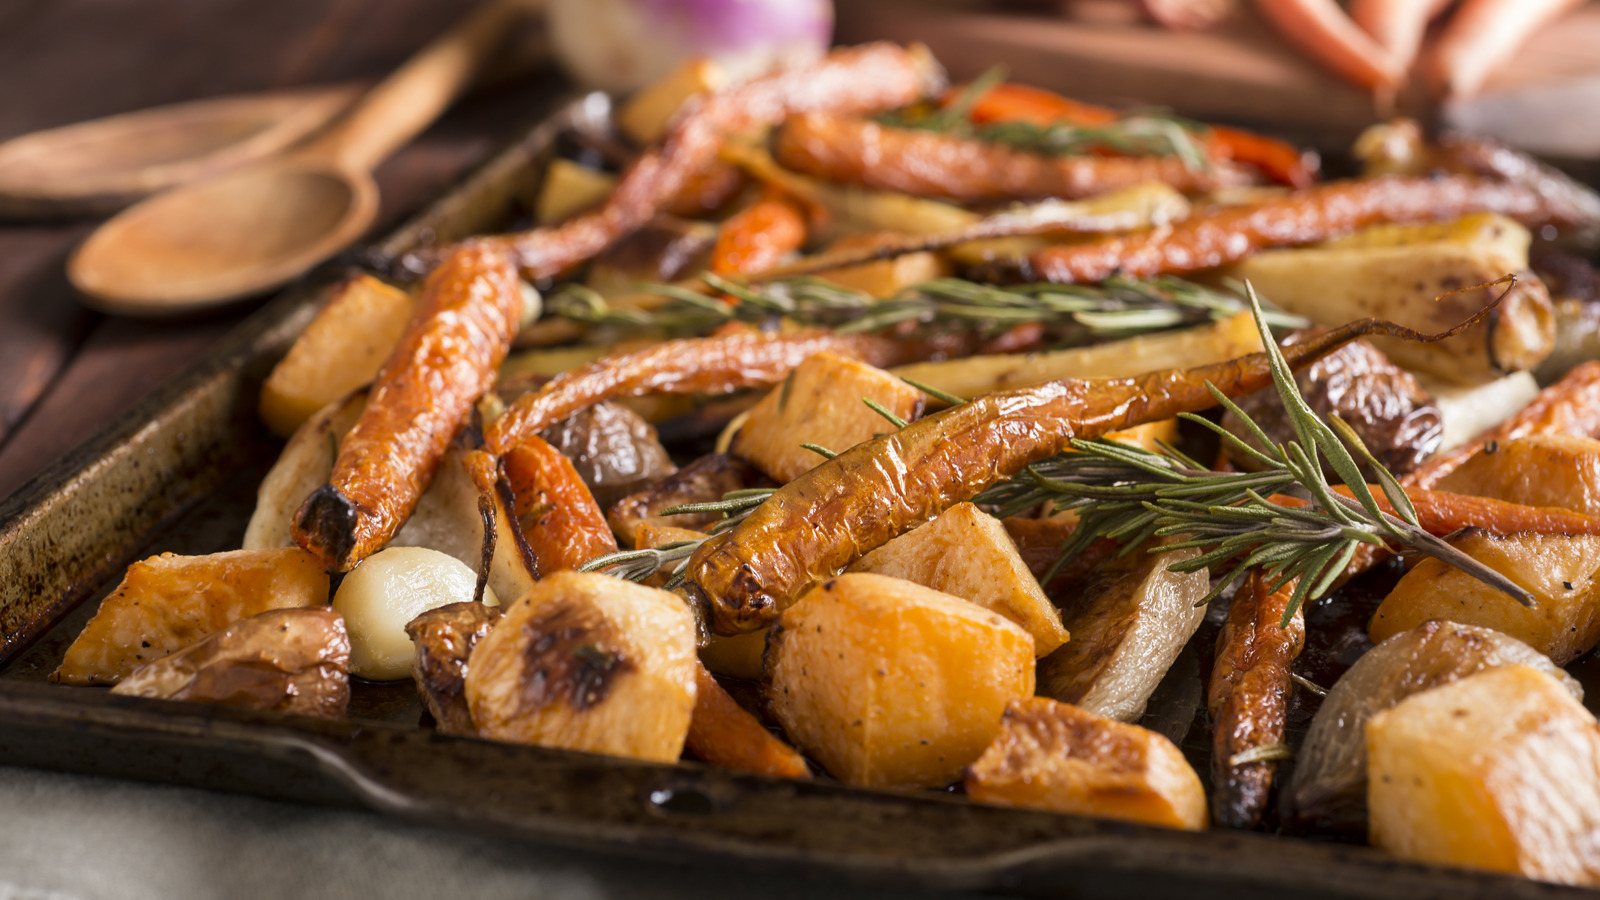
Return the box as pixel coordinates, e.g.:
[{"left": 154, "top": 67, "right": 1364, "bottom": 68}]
[
  {"left": 683, "top": 310, "right": 1497, "bottom": 636},
  {"left": 501, "top": 435, "right": 619, "bottom": 579},
  {"left": 1029, "top": 175, "right": 1583, "bottom": 283},
  {"left": 405, "top": 601, "right": 504, "bottom": 735},
  {"left": 609, "top": 453, "right": 771, "bottom": 542},
  {"left": 485, "top": 329, "right": 952, "bottom": 457},
  {"left": 469, "top": 43, "right": 942, "bottom": 281},
  {"left": 772, "top": 113, "right": 1251, "bottom": 203},
  {"left": 294, "top": 243, "right": 522, "bottom": 571},
  {"left": 1208, "top": 573, "right": 1303, "bottom": 830},
  {"left": 111, "top": 608, "right": 351, "bottom": 719}
]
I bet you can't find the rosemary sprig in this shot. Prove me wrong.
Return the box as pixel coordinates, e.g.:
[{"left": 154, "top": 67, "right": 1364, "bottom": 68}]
[
  {"left": 545, "top": 274, "right": 1306, "bottom": 341},
  {"left": 975, "top": 286, "right": 1532, "bottom": 625},
  {"left": 577, "top": 488, "right": 774, "bottom": 587}
]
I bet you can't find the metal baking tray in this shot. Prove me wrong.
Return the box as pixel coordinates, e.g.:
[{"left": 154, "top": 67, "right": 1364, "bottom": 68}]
[{"left": 0, "top": 93, "right": 1588, "bottom": 900}]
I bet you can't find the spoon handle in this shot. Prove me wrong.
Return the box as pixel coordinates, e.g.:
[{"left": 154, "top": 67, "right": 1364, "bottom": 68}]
[{"left": 304, "top": 0, "right": 538, "bottom": 173}]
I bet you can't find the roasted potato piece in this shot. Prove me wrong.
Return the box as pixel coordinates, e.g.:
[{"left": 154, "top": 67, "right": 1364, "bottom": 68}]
[
  {"left": 1037, "top": 545, "right": 1208, "bottom": 722},
  {"left": 1416, "top": 371, "right": 1540, "bottom": 452},
  {"left": 243, "top": 391, "right": 366, "bottom": 551},
  {"left": 1437, "top": 434, "right": 1600, "bottom": 516},
  {"left": 890, "top": 310, "right": 1262, "bottom": 402},
  {"left": 965, "top": 697, "right": 1207, "bottom": 831},
  {"left": 766, "top": 573, "right": 1035, "bottom": 789},
  {"left": 608, "top": 453, "right": 770, "bottom": 542},
  {"left": 536, "top": 158, "right": 617, "bottom": 226},
  {"left": 1285, "top": 620, "right": 1580, "bottom": 834},
  {"left": 465, "top": 571, "right": 697, "bottom": 763},
  {"left": 616, "top": 57, "right": 725, "bottom": 145},
  {"left": 1233, "top": 213, "right": 1555, "bottom": 385},
  {"left": 52, "top": 548, "right": 328, "bottom": 687},
  {"left": 405, "top": 601, "right": 503, "bottom": 735},
  {"left": 1370, "top": 529, "right": 1600, "bottom": 664},
  {"left": 258, "top": 275, "right": 412, "bottom": 437},
  {"left": 732, "top": 351, "right": 924, "bottom": 483},
  {"left": 540, "top": 401, "right": 677, "bottom": 509},
  {"left": 333, "top": 546, "right": 498, "bottom": 681},
  {"left": 850, "top": 502, "right": 1068, "bottom": 656},
  {"left": 112, "top": 608, "right": 351, "bottom": 719},
  {"left": 1367, "top": 664, "right": 1600, "bottom": 885}
]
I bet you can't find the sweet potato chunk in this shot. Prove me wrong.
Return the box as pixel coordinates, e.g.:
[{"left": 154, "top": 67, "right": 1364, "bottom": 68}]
[
  {"left": 464, "top": 571, "right": 697, "bottom": 763},
  {"left": 1369, "top": 529, "right": 1600, "bottom": 664},
  {"left": 111, "top": 608, "right": 350, "bottom": 719},
  {"left": 850, "top": 502, "right": 1067, "bottom": 656},
  {"left": 965, "top": 697, "right": 1207, "bottom": 831},
  {"left": 1367, "top": 665, "right": 1600, "bottom": 885},
  {"left": 731, "top": 351, "right": 924, "bottom": 483},
  {"left": 52, "top": 548, "right": 329, "bottom": 686},
  {"left": 1437, "top": 434, "right": 1600, "bottom": 516},
  {"left": 766, "top": 573, "right": 1034, "bottom": 789},
  {"left": 259, "top": 275, "right": 413, "bottom": 437}
]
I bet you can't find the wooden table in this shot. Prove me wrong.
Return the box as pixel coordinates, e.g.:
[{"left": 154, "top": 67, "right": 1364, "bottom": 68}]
[{"left": 0, "top": 0, "right": 557, "bottom": 501}]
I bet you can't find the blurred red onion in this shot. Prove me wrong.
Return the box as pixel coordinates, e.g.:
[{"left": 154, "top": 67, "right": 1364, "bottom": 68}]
[{"left": 550, "top": 0, "right": 834, "bottom": 93}]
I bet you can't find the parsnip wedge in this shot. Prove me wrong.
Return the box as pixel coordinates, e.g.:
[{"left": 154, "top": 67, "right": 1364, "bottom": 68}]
[{"left": 1367, "top": 665, "right": 1600, "bottom": 885}]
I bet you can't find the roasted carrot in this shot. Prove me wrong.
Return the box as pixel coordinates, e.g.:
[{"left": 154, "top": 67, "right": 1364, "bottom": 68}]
[
  {"left": 682, "top": 308, "right": 1499, "bottom": 636},
  {"left": 685, "top": 662, "right": 811, "bottom": 779},
  {"left": 459, "top": 44, "right": 939, "bottom": 282},
  {"left": 1208, "top": 572, "right": 1303, "bottom": 829},
  {"left": 484, "top": 329, "right": 962, "bottom": 457},
  {"left": 1251, "top": 0, "right": 1403, "bottom": 92},
  {"left": 1028, "top": 174, "right": 1563, "bottom": 283},
  {"left": 662, "top": 163, "right": 746, "bottom": 218},
  {"left": 1424, "top": 0, "right": 1585, "bottom": 99},
  {"left": 773, "top": 113, "right": 1248, "bottom": 204},
  {"left": 294, "top": 243, "right": 522, "bottom": 571},
  {"left": 1274, "top": 486, "right": 1600, "bottom": 538},
  {"left": 1206, "top": 126, "right": 1318, "bottom": 190},
  {"left": 709, "top": 193, "right": 808, "bottom": 276},
  {"left": 1349, "top": 0, "right": 1456, "bottom": 77},
  {"left": 500, "top": 435, "right": 618, "bottom": 579}
]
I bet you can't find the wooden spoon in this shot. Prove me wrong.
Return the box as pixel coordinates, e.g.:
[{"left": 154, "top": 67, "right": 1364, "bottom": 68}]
[
  {"left": 69, "top": 0, "right": 532, "bottom": 316},
  {"left": 0, "top": 82, "right": 364, "bottom": 220}
]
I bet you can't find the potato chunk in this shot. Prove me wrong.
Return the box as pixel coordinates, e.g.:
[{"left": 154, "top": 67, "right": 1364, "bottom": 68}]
[
  {"left": 767, "top": 573, "right": 1035, "bottom": 789},
  {"left": 259, "top": 275, "right": 413, "bottom": 437},
  {"left": 52, "top": 548, "right": 328, "bottom": 686},
  {"left": 112, "top": 608, "right": 350, "bottom": 719},
  {"left": 1369, "top": 529, "right": 1600, "bottom": 664},
  {"left": 731, "top": 352, "right": 924, "bottom": 483},
  {"left": 1037, "top": 545, "right": 1208, "bottom": 722},
  {"left": 850, "top": 502, "right": 1067, "bottom": 656},
  {"left": 616, "top": 57, "right": 724, "bottom": 145},
  {"left": 1437, "top": 434, "right": 1600, "bottom": 516},
  {"left": 465, "top": 571, "right": 697, "bottom": 763},
  {"left": 965, "top": 697, "right": 1207, "bottom": 831},
  {"left": 1367, "top": 665, "right": 1600, "bottom": 885}
]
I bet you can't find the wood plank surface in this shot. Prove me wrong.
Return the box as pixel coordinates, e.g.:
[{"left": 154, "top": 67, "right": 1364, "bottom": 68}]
[{"left": 0, "top": 0, "right": 559, "bottom": 500}]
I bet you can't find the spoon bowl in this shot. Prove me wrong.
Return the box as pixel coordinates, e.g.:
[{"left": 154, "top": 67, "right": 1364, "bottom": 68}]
[{"left": 69, "top": 160, "right": 376, "bottom": 314}]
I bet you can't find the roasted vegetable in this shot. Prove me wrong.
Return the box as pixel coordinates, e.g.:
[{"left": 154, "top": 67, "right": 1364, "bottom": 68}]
[
  {"left": 1037, "top": 544, "right": 1208, "bottom": 721},
  {"left": 766, "top": 573, "right": 1035, "bottom": 789},
  {"left": 243, "top": 391, "right": 367, "bottom": 551},
  {"left": 608, "top": 452, "right": 770, "bottom": 543},
  {"left": 501, "top": 435, "right": 620, "bottom": 577},
  {"left": 1420, "top": 371, "right": 1539, "bottom": 452},
  {"left": 585, "top": 216, "right": 717, "bottom": 295},
  {"left": 615, "top": 57, "right": 725, "bottom": 145},
  {"left": 112, "top": 608, "right": 351, "bottom": 719},
  {"left": 732, "top": 351, "right": 925, "bottom": 483},
  {"left": 1029, "top": 175, "right": 1583, "bottom": 284},
  {"left": 536, "top": 158, "right": 618, "bottom": 226},
  {"left": 1366, "top": 664, "right": 1600, "bottom": 885},
  {"left": 52, "top": 548, "right": 328, "bottom": 687},
  {"left": 1370, "top": 529, "right": 1600, "bottom": 664},
  {"left": 773, "top": 113, "right": 1249, "bottom": 203},
  {"left": 1437, "top": 435, "right": 1600, "bottom": 516},
  {"left": 1231, "top": 214, "right": 1554, "bottom": 384},
  {"left": 965, "top": 697, "right": 1207, "bottom": 831},
  {"left": 1284, "top": 620, "right": 1580, "bottom": 834},
  {"left": 685, "top": 662, "right": 810, "bottom": 779},
  {"left": 709, "top": 193, "right": 808, "bottom": 276},
  {"left": 405, "top": 600, "right": 503, "bottom": 735},
  {"left": 1223, "top": 336, "right": 1441, "bottom": 477},
  {"left": 539, "top": 401, "right": 676, "bottom": 509},
  {"left": 333, "top": 546, "right": 497, "bottom": 681},
  {"left": 1532, "top": 249, "right": 1600, "bottom": 382},
  {"left": 465, "top": 571, "right": 698, "bottom": 763},
  {"left": 851, "top": 502, "right": 1068, "bottom": 657},
  {"left": 258, "top": 274, "right": 412, "bottom": 437},
  {"left": 1208, "top": 574, "right": 1303, "bottom": 830},
  {"left": 294, "top": 243, "right": 523, "bottom": 571}
]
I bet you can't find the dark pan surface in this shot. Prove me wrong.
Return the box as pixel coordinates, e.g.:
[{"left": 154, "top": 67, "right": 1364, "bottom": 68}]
[{"left": 0, "top": 93, "right": 1592, "bottom": 899}]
